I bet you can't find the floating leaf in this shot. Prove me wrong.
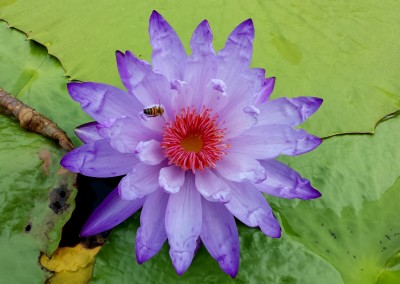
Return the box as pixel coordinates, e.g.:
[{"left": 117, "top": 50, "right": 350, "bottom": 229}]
[
  {"left": 0, "top": 115, "right": 76, "bottom": 283},
  {"left": 90, "top": 214, "right": 342, "bottom": 283},
  {"left": 0, "top": 21, "right": 79, "bottom": 283},
  {"left": 1, "top": 1, "right": 400, "bottom": 136},
  {"left": 90, "top": 114, "right": 400, "bottom": 283},
  {"left": 0, "top": 21, "right": 89, "bottom": 146}
]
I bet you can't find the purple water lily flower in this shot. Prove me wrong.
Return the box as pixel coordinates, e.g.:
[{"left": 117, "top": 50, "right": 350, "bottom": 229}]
[{"left": 61, "top": 11, "right": 322, "bottom": 277}]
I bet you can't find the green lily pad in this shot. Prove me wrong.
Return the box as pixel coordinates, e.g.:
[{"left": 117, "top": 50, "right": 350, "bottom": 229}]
[
  {"left": 1, "top": 1, "right": 400, "bottom": 137},
  {"left": 91, "top": 214, "right": 342, "bottom": 284},
  {"left": 0, "top": 115, "right": 77, "bottom": 283},
  {"left": 0, "top": 21, "right": 90, "bottom": 146},
  {"left": 272, "top": 113, "right": 400, "bottom": 283},
  {"left": 0, "top": 22, "right": 80, "bottom": 283},
  {"left": 90, "top": 114, "right": 400, "bottom": 283}
]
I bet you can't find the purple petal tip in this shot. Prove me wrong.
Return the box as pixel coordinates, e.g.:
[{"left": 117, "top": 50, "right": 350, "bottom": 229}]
[
  {"left": 307, "top": 187, "right": 322, "bottom": 199},
  {"left": 170, "top": 251, "right": 193, "bottom": 275},
  {"left": 239, "top": 18, "right": 254, "bottom": 32},
  {"left": 244, "top": 18, "right": 253, "bottom": 25},
  {"left": 219, "top": 255, "right": 239, "bottom": 278},
  {"left": 150, "top": 10, "right": 166, "bottom": 27},
  {"left": 151, "top": 10, "right": 161, "bottom": 17},
  {"left": 136, "top": 243, "right": 156, "bottom": 264},
  {"left": 259, "top": 213, "right": 282, "bottom": 238},
  {"left": 66, "top": 82, "right": 79, "bottom": 94}
]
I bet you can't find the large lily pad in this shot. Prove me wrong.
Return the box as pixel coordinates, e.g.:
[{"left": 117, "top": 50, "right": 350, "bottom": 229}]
[
  {"left": 0, "top": 21, "right": 90, "bottom": 146},
  {"left": 1, "top": 2, "right": 400, "bottom": 283},
  {"left": 0, "top": 22, "right": 79, "bottom": 283},
  {"left": 0, "top": 114, "right": 76, "bottom": 283},
  {"left": 1, "top": 0, "right": 400, "bottom": 137},
  {"left": 90, "top": 214, "right": 342, "bottom": 284},
  {"left": 90, "top": 114, "right": 400, "bottom": 283}
]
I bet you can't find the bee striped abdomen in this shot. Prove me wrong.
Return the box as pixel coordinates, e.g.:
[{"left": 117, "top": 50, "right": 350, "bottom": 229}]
[{"left": 143, "top": 106, "right": 165, "bottom": 117}]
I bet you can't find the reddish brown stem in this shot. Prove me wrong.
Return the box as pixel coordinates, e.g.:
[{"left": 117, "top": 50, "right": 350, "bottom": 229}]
[{"left": 0, "top": 87, "right": 74, "bottom": 152}]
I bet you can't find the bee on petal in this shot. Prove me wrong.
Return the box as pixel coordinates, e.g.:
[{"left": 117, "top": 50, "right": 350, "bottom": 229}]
[
  {"left": 142, "top": 104, "right": 165, "bottom": 121},
  {"left": 143, "top": 105, "right": 164, "bottom": 117}
]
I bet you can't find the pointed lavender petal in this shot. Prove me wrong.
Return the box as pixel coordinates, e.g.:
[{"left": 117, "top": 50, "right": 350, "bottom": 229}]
[
  {"left": 118, "top": 163, "right": 161, "bottom": 200},
  {"left": 80, "top": 188, "right": 144, "bottom": 236},
  {"left": 184, "top": 20, "right": 217, "bottom": 109},
  {"left": 149, "top": 11, "right": 186, "bottom": 81},
  {"left": 256, "top": 159, "right": 321, "bottom": 200},
  {"left": 115, "top": 51, "right": 172, "bottom": 117},
  {"left": 190, "top": 20, "right": 215, "bottom": 57},
  {"left": 98, "top": 116, "right": 161, "bottom": 153},
  {"left": 136, "top": 190, "right": 168, "bottom": 263},
  {"left": 67, "top": 82, "right": 140, "bottom": 121},
  {"left": 195, "top": 169, "right": 231, "bottom": 202},
  {"left": 216, "top": 153, "right": 266, "bottom": 183},
  {"left": 255, "top": 77, "right": 276, "bottom": 104},
  {"left": 165, "top": 173, "right": 202, "bottom": 275},
  {"left": 218, "top": 19, "right": 254, "bottom": 74},
  {"left": 74, "top": 122, "right": 102, "bottom": 143},
  {"left": 200, "top": 198, "right": 239, "bottom": 277},
  {"left": 243, "top": 68, "right": 275, "bottom": 104},
  {"left": 257, "top": 97, "right": 324, "bottom": 127},
  {"left": 60, "top": 139, "right": 136, "bottom": 177},
  {"left": 225, "top": 181, "right": 281, "bottom": 238},
  {"left": 229, "top": 125, "right": 322, "bottom": 160},
  {"left": 216, "top": 19, "right": 255, "bottom": 112}
]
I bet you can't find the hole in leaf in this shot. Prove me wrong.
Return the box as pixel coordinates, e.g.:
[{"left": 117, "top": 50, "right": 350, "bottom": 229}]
[
  {"left": 25, "top": 222, "right": 32, "bottom": 233},
  {"left": 49, "top": 184, "right": 70, "bottom": 214}
]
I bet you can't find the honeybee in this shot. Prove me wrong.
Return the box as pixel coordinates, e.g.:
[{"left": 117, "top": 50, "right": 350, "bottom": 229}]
[{"left": 143, "top": 104, "right": 165, "bottom": 119}]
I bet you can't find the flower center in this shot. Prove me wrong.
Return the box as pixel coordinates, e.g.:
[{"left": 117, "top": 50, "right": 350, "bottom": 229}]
[
  {"left": 181, "top": 134, "right": 203, "bottom": 152},
  {"left": 161, "top": 107, "right": 228, "bottom": 172}
]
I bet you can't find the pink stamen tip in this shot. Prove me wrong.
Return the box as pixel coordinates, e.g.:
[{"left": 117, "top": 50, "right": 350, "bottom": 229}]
[{"left": 161, "top": 107, "right": 228, "bottom": 172}]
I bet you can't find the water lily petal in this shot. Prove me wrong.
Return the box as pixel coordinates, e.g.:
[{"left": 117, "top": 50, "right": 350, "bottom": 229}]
[
  {"left": 159, "top": 165, "right": 185, "bottom": 193},
  {"left": 216, "top": 153, "right": 266, "bottom": 183},
  {"left": 149, "top": 10, "right": 186, "bottom": 81},
  {"left": 165, "top": 173, "right": 202, "bottom": 275},
  {"left": 215, "top": 20, "right": 256, "bottom": 120},
  {"left": 256, "top": 97, "right": 323, "bottom": 126},
  {"left": 195, "top": 169, "right": 231, "bottom": 202},
  {"left": 184, "top": 20, "right": 217, "bottom": 109},
  {"left": 116, "top": 51, "right": 172, "bottom": 117},
  {"left": 74, "top": 122, "right": 102, "bottom": 143},
  {"left": 60, "top": 139, "right": 136, "bottom": 177},
  {"left": 200, "top": 198, "right": 239, "bottom": 277},
  {"left": 225, "top": 181, "right": 281, "bottom": 238},
  {"left": 67, "top": 82, "right": 140, "bottom": 121},
  {"left": 190, "top": 20, "right": 215, "bottom": 57},
  {"left": 135, "top": 139, "right": 165, "bottom": 165},
  {"left": 220, "top": 104, "right": 257, "bottom": 139},
  {"left": 80, "top": 188, "right": 144, "bottom": 236},
  {"left": 217, "top": 19, "right": 254, "bottom": 81},
  {"left": 136, "top": 190, "right": 168, "bottom": 263},
  {"left": 254, "top": 77, "right": 276, "bottom": 104},
  {"left": 256, "top": 159, "right": 321, "bottom": 200},
  {"left": 230, "top": 125, "right": 322, "bottom": 159},
  {"left": 98, "top": 116, "right": 161, "bottom": 153},
  {"left": 118, "top": 163, "right": 161, "bottom": 200},
  {"left": 201, "top": 79, "right": 229, "bottom": 113}
]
